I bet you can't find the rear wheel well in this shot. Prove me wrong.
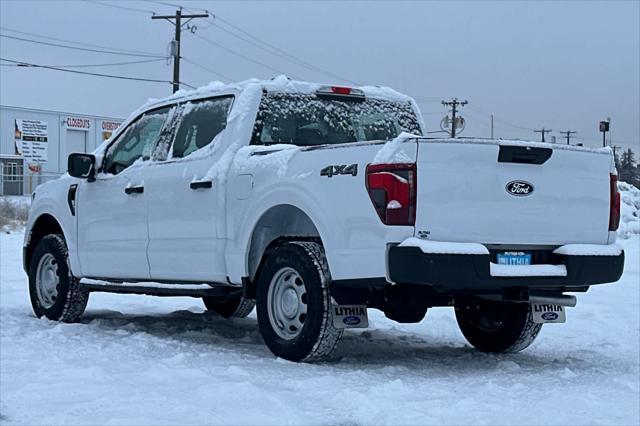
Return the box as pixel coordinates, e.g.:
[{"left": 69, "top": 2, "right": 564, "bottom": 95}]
[
  {"left": 25, "top": 214, "right": 63, "bottom": 272},
  {"left": 247, "top": 205, "right": 323, "bottom": 284}
]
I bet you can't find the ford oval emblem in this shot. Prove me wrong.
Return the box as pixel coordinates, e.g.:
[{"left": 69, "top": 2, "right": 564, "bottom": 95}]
[
  {"left": 542, "top": 312, "right": 558, "bottom": 321},
  {"left": 506, "top": 180, "right": 534, "bottom": 196},
  {"left": 343, "top": 316, "right": 361, "bottom": 326}
]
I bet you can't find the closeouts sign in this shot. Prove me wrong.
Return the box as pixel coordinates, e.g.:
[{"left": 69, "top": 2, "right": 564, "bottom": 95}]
[{"left": 65, "top": 117, "right": 92, "bottom": 131}]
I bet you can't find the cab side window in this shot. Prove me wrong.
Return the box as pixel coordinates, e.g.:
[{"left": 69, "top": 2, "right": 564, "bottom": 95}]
[
  {"left": 172, "top": 97, "right": 233, "bottom": 159},
  {"left": 103, "top": 106, "right": 172, "bottom": 175}
]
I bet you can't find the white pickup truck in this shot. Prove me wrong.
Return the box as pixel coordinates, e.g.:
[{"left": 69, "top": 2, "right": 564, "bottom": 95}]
[{"left": 24, "top": 77, "right": 624, "bottom": 362}]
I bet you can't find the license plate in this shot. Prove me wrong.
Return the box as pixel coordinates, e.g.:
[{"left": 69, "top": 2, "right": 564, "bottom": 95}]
[
  {"left": 332, "top": 305, "right": 368, "bottom": 329},
  {"left": 532, "top": 304, "right": 566, "bottom": 323},
  {"left": 497, "top": 251, "right": 532, "bottom": 265}
]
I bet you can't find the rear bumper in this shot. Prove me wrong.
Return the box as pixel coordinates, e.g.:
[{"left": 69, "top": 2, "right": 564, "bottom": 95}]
[{"left": 388, "top": 244, "right": 624, "bottom": 292}]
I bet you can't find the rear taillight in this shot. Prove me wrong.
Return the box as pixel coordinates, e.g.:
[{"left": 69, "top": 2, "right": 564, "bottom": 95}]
[
  {"left": 366, "top": 163, "right": 416, "bottom": 226},
  {"left": 609, "top": 174, "right": 620, "bottom": 231}
]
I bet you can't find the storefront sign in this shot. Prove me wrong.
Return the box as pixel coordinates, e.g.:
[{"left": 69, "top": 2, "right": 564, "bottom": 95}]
[
  {"left": 14, "top": 119, "right": 48, "bottom": 163},
  {"left": 100, "top": 120, "right": 123, "bottom": 141},
  {"left": 65, "top": 116, "right": 92, "bottom": 131}
]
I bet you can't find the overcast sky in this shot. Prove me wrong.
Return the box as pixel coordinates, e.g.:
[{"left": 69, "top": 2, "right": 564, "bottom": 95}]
[{"left": 1, "top": 0, "right": 638, "bottom": 151}]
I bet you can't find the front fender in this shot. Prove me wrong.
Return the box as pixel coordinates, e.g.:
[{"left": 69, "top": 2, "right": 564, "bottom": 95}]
[{"left": 25, "top": 178, "right": 80, "bottom": 275}]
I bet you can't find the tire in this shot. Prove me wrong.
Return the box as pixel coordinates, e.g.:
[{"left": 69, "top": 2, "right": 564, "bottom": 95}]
[
  {"left": 203, "top": 295, "right": 255, "bottom": 319},
  {"left": 455, "top": 298, "right": 542, "bottom": 353},
  {"left": 28, "top": 234, "right": 89, "bottom": 322},
  {"left": 256, "top": 241, "right": 343, "bottom": 362}
]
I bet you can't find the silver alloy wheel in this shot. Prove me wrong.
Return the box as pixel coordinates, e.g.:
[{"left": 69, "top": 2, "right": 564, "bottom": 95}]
[
  {"left": 35, "top": 253, "right": 59, "bottom": 309},
  {"left": 267, "top": 267, "right": 308, "bottom": 340}
]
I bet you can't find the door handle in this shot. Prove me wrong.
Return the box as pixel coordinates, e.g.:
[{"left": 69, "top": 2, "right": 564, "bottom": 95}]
[
  {"left": 190, "top": 180, "right": 213, "bottom": 190},
  {"left": 125, "top": 185, "right": 144, "bottom": 195}
]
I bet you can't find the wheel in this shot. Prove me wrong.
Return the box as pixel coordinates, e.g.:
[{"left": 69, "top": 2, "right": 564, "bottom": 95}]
[
  {"left": 256, "top": 241, "right": 343, "bottom": 362},
  {"left": 28, "top": 234, "right": 89, "bottom": 322},
  {"left": 203, "top": 295, "right": 255, "bottom": 318},
  {"left": 455, "top": 298, "right": 542, "bottom": 353}
]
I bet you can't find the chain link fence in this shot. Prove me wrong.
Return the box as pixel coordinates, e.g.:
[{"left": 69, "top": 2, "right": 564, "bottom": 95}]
[{"left": 0, "top": 169, "right": 64, "bottom": 196}]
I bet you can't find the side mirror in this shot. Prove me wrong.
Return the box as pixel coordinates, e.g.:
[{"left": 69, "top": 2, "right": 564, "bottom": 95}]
[{"left": 68, "top": 153, "right": 96, "bottom": 180}]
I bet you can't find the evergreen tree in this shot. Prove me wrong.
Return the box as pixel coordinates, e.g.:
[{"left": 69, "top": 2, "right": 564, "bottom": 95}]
[{"left": 618, "top": 148, "right": 639, "bottom": 187}]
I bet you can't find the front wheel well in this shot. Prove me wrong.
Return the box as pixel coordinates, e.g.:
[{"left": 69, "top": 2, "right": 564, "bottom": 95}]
[{"left": 25, "top": 214, "right": 64, "bottom": 272}]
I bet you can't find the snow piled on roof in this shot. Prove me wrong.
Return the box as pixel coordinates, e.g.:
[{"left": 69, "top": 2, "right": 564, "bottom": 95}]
[{"left": 150, "top": 75, "right": 416, "bottom": 107}]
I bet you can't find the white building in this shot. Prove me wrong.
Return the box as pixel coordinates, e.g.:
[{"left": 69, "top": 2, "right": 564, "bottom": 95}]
[{"left": 0, "top": 105, "right": 123, "bottom": 195}]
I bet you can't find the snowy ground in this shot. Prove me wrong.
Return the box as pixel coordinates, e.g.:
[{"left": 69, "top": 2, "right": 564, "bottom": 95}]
[{"left": 1, "top": 185, "right": 639, "bottom": 425}]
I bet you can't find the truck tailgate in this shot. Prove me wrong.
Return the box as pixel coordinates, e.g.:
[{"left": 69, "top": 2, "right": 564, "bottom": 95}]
[{"left": 415, "top": 140, "right": 613, "bottom": 246}]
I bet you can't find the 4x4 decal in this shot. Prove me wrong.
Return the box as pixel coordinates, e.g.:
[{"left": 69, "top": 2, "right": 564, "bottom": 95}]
[{"left": 320, "top": 164, "right": 358, "bottom": 178}]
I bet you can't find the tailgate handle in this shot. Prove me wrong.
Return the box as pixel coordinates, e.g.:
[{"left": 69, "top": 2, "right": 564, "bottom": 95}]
[{"left": 498, "top": 145, "right": 552, "bottom": 165}]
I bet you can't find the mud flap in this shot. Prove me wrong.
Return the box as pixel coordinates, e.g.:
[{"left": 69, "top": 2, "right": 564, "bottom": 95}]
[
  {"left": 332, "top": 304, "right": 369, "bottom": 329},
  {"left": 532, "top": 304, "right": 566, "bottom": 323}
]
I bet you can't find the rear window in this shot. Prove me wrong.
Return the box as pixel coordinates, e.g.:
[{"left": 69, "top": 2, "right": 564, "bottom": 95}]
[{"left": 251, "top": 92, "right": 421, "bottom": 147}]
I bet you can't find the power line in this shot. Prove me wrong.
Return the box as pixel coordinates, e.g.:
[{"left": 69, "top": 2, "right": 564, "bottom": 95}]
[
  {"left": 209, "top": 18, "right": 359, "bottom": 85},
  {"left": 467, "top": 104, "right": 534, "bottom": 132},
  {"left": 85, "top": 0, "right": 157, "bottom": 14},
  {"left": 145, "top": 0, "right": 187, "bottom": 10},
  {"left": 179, "top": 80, "right": 196, "bottom": 89},
  {"left": 0, "top": 58, "right": 165, "bottom": 68},
  {"left": 0, "top": 34, "right": 166, "bottom": 58},
  {"left": 143, "top": 0, "right": 359, "bottom": 84},
  {"left": 182, "top": 57, "right": 233, "bottom": 82},
  {"left": 193, "top": 32, "right": 298, "bottom": 78},
  {"left": 0, "top": 26, "right": 166, "bottom": 57},
  {"left": 1, "top": 58, "right": 172, "bottom": 84}
]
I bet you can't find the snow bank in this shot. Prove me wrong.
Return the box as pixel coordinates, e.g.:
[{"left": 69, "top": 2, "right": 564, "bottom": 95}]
[
  {"left": 2, "top": 230, "right": 638, "bottom": 425},
  {"left": 398, "top": 237, "right": 489, "bottom": 255},
  {"left": 0, "top": 196, "right": 30, "bottom": 231},
  {"left": 618, "top": 181, "right": 640, "bottom": 239}
]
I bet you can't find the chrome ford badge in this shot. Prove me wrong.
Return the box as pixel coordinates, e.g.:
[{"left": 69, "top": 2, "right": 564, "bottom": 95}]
[{"left": 506, "top": 180, "right": 534, "bottom": 196}]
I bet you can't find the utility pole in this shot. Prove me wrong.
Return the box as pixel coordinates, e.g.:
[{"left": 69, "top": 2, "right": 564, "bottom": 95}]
[
  {"left": 152, "top": 9, "right": 209, "bottom": 93},
  {"left": 533, "top": 127, "right": 552, "bottom": 142},
  {"left": 559, "top": 130, "right": 577, "bottom": 145},
  {"left": 441, "top": 98, "right": 468, "bottom": 138}
]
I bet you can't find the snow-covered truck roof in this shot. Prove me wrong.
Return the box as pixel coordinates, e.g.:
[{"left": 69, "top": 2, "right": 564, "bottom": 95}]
[{"left": 136, "top": 75, "right": 418, "bottom": 116}]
